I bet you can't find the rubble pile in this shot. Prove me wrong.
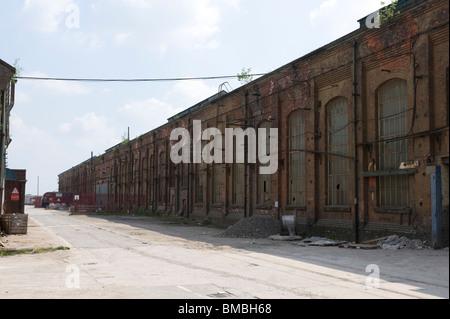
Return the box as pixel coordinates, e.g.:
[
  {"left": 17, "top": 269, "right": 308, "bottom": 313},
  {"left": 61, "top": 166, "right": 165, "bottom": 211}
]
[
  {"left": 215, "top": 216, "right": 280, "bottom": 239},
  {"left": 376, "top": 235, "right": 426, "bottom": 250},
  {"left": 297, "top": 237, "right": 347, "bottom": 247}
]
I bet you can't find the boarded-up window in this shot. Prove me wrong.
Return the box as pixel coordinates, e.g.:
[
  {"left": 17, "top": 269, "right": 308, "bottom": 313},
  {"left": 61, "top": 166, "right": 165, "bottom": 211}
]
[
  {"left": 328, "top": 97, "right": 350, "bottom": 206},
  {"left": 378, "top": 79, "right": 409, "bottom": 207},
  {"left": 289, "top": 110, "right": 306, "bottom": 206}
]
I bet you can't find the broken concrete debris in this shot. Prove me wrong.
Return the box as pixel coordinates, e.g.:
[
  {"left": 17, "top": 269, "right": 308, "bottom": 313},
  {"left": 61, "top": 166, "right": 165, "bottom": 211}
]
[
  {"left": 376, "top": 235, "right": 425, "bottom": 250},
  {"left": 268, "top": 234, "right": 302, "bottom": 241},
  {"left": 215, "top": 217, "right": 428, "bottom": 250},
  {"left": 296, "top": 237, "right": 347, "bottom": 247}
]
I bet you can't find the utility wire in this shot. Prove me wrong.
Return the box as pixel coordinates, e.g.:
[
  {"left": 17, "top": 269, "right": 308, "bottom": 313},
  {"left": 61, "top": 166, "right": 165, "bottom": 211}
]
[{"left": 10, "top": 74, "right": 267, "bottom": 83}]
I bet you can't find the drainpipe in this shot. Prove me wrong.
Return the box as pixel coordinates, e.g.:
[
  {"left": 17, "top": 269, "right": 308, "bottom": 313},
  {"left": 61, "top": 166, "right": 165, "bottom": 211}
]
[
  {"left": 187, "top": 118, "right": 191, "bottom": 219},
  {"left": 152, "top": 132, "right": 157, "bottom": 212},
  {"left": 244, "top": 91, "right": 249, "bottom": 218},
  {"left": 0, "top": 90, "right": 6, "bottom": 214},
  {"left": 353, "top": 41, "right": 360, "bottom": 243}
]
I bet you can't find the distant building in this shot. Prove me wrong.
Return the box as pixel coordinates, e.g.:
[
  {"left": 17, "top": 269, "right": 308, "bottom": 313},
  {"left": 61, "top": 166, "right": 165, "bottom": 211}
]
[
  {"left": 59, "top": 0, "right": 449, "bottom": 245},
  {"left": 25, "top": 194, "right": 36, "bottom": 206}
]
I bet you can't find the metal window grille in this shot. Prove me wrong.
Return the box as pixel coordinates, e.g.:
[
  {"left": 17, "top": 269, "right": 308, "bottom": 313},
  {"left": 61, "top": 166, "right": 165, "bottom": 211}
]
[
  {"left": 289, "top": 110, "right": 306, "bottom": 206},
  {"left": 378, "top": 79, "right": 409, "bottom": 207},
  {"left": 328, "top": 97, "right": 350, "bottom": 205}
]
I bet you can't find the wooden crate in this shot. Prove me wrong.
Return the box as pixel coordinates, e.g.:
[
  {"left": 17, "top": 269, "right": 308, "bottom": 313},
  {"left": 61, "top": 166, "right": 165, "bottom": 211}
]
[{"left": 1, "top": 214, "right": 28, "bottom": 235}]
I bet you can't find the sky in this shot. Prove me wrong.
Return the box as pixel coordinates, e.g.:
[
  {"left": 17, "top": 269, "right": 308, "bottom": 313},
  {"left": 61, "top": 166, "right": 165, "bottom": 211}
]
[{"left": 1, "top": 0, "right": 384, "bottom": 195}]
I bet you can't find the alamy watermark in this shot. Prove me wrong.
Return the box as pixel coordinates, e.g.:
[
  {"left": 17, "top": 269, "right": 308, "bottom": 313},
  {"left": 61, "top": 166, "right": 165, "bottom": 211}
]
[
  {"left": 66, "top": 264, "right": 80, "bottom": 289},
  {"left": 365, "top": 11, "right": 382, "bottom": 29},
  {"left": 170, "top": 120, "right": 278, "bottom": 175},
  {"left": 65, "top": 3, "right": 81, "bottom": 29},
  {"left": 365, "top": 264, "right": 380, "bottom": 289},
  {"left": 366, "top": 1, "right": 400, "bottom": 29}
]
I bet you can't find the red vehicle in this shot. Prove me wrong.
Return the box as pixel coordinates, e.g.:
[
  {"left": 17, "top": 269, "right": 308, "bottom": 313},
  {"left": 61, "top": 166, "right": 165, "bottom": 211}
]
[{"left": 41, "top": 192, "right": 74, "bottom": 208}]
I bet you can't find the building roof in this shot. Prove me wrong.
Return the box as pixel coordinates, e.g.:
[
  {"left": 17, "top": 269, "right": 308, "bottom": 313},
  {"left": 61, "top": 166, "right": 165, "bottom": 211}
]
[
  {"left": 167, "top": 90, "right": 228, "bottom": 122},
  {"left": 0, "top": 59, "right": 15, "bottom": 90}
]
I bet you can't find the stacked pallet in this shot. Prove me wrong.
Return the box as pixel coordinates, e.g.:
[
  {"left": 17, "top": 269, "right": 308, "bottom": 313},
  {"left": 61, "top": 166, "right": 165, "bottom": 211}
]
[{"left": 1, "top": 214, "right": 28, "bottom": 235}]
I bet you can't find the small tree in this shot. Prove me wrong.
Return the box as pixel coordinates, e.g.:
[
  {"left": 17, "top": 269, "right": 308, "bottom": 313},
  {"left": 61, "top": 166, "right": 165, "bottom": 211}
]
[
  {"left": 380, "top": 0, "right": 400, "bottom": 26},
  {"left": 121, "top": 132, "right": 129, "bottom": 145},
  {"left": 12, "top": 58, "right": 24, "bottom": 82},
  {"left": 237, "top": 67, "right": 254, "bottom": 85}
]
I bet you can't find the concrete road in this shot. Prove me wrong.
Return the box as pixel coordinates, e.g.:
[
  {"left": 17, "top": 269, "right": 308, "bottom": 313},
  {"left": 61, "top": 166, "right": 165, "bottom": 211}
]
[{"left": 0, "top": 206, "right": 448, "bottom": 300}]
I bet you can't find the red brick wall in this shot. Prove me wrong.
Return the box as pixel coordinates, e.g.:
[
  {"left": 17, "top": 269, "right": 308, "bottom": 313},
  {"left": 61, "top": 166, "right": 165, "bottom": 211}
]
[{"left": 59, "top": 0, "right": 449, "bottom": 241}]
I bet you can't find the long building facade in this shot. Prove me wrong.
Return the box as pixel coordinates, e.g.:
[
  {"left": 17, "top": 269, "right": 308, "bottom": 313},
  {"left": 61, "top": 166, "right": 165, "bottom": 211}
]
[{"left": 59, "top": 0, "right": 449, "bottom": 244}]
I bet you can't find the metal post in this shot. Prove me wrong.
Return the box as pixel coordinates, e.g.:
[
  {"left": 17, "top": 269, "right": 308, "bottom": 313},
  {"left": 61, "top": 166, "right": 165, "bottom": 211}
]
[
  {"left": 353, "top": 41, "right": 360, "bottom": 243},
  {"left": 431, "top": 165, "right": 443, "bottom": 248},
  {"left": 244, "top": 91, "right": 248, "bottom": 218},
  {"left": 0, "top": 91, "right": 5, "bottom": 214}
]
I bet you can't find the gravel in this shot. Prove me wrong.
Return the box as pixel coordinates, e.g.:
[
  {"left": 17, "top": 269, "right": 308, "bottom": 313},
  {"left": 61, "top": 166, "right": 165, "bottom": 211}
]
[{"left": 215, "top": 216, "right": 281, "bottom": 239}]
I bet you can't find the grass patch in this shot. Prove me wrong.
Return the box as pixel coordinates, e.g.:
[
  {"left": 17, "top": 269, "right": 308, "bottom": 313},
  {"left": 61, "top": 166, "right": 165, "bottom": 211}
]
[{"left": 0, "top": 246, "right": 70, "bottom": 257}]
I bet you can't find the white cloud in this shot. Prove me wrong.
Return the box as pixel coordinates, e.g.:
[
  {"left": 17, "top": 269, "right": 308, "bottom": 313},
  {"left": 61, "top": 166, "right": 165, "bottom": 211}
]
[
  {"left": 21, "top": 0, "right": 76, "bottom": 33},
  {"left": 9, "top": 114, "right": 53, "bottom": 149},
  {"left": 166, "top": 80, "right": 218, "bottom": 107},
  {"left": 24, "top": 71, "right": 91, "bottom": 95},
  {"left": 118, "top": 97, "right": 183, "bottom": 135},
  {"left": 310, "top": 0, "right": 338, "bottom": 26},
  {"left": 121, "top": 0, "right": 162, "bottom": 9},
  {"left": 114, "top": 32, "right": 134, "bottom": 45},
  {"left": 116, "top": 81, "right": 217, "bottom": 138},
  {"left": 14, "top": 89, "right": 32, "bottom": 104},
  {"left": 8, "top": 114, "right": 65, "bottom": 193},
  {"left": 309, "top": 0, "right": 382, "bottom": 38},
  {"left": 58, "top": 112, "right": 119, "bottom": 152},
  {"left": 173, "top": 0, "right": 222, "bottom": 50},
  {"left": 62, "top": 31, "right": 103, "bottom": 50}
]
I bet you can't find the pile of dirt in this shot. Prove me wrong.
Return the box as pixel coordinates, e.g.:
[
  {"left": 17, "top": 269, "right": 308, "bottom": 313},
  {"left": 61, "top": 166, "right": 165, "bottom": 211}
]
[{"left": 215, "top": 216, "right": 280, "bottom": 239}]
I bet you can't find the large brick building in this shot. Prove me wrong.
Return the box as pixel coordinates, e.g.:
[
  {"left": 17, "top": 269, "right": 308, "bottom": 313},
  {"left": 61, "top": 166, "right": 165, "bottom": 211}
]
[{"left": 59, "top": 0, "right": 449, "bottom": 244}]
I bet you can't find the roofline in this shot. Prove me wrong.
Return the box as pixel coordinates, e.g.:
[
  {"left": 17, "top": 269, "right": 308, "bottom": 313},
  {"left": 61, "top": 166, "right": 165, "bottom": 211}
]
[
  {"left": 0, "top": 59, "right": 16, "bottom": 74},
  {"left": 229, "top": 0, "right": 429, "bottom": 95}
]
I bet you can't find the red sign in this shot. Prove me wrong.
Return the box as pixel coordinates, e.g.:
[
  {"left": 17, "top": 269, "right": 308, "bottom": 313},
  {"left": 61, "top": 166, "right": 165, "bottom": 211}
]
[{"left": 11, "top": 188, "right": 19, "bottom": 201}]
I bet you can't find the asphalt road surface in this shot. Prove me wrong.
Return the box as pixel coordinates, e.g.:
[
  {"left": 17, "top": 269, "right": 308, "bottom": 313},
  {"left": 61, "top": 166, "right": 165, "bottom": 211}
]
[{"left": 0, "top": 206, "right": 448, "bottom": 300}]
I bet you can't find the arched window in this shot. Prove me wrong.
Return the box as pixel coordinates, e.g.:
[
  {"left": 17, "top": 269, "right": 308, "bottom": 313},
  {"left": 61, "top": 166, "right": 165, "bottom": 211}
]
[
  {"left": 233, "top": 162, "right": 245, "bottom": 205},
  {"left": 213, "top": 164, "right": 223, "bottom": 204},
  {"left": 378, "top": 79, "right": 409, "bottom": 207},
  {"left": 327, "top": 97, "right": 350, "bottom": 206},
  {"left": 195, "top": 162, "right": 204, "bottom": 203},
  {"left": 148, "top": 155, "right": 153, "bottom": 203},
  {"left": 289, "top": 110, "right": 306, "bottom": 206},
  {"left": 159, "top": 151, "right": 166, "bottom": 204},
  {"left": 258, "top": 121, "right": 272, "bottom": 205}
]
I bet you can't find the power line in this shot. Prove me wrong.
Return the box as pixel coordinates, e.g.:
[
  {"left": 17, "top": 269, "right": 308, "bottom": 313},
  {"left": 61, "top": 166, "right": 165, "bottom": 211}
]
[{"left": 10, "top": 73, "right": 267, "bottom": 83}]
